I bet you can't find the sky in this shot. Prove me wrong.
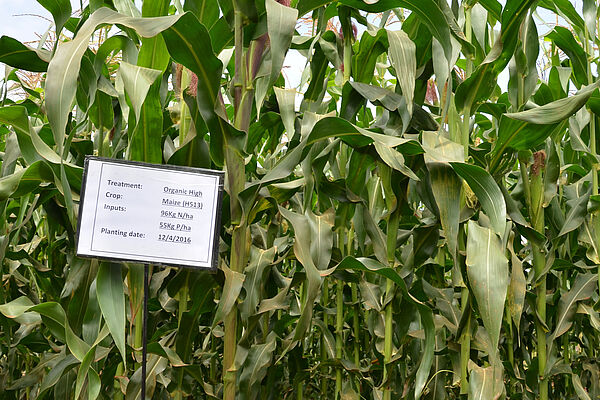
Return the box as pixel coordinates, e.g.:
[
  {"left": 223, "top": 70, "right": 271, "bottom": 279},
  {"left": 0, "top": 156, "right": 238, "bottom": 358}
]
[{"left": 0, "top": 0, "right": 82, "bottom": 43}]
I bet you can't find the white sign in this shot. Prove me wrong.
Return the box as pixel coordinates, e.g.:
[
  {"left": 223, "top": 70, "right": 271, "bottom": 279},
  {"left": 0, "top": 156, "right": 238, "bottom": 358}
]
[{"left": 77, "top": 157, "right": 223, "bottom": 269}]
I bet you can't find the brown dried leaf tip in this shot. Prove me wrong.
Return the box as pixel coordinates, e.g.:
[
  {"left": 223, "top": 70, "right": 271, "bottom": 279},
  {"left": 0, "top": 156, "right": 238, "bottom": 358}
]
[{"left": 531, "top": 150, "right": 546, "bottom": 177}]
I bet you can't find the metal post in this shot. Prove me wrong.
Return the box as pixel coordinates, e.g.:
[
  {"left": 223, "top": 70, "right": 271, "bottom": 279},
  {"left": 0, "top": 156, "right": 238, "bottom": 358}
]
[{"left": 142, "top": 264, "right": 149, "bottom": 399}]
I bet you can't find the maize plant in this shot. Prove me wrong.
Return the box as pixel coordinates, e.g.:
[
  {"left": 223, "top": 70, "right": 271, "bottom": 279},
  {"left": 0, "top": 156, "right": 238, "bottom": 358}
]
[{"left": 1, "top": 0, "right": 600, "bottom": 399}]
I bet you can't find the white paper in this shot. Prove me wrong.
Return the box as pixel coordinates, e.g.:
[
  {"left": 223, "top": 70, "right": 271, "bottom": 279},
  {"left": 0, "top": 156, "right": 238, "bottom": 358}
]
[{"left": 77, "top": 159, "right": 221, "bottom": 268}]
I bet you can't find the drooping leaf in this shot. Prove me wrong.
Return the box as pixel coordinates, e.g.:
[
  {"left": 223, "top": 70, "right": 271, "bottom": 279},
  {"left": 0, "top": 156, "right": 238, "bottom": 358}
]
[
  {"left": 490, "top": 116, "right": 561, "bottom": 166},
  {"left": 266, "top": 0, "right": 298, "bottom": 85},
  {"left": 212, "top": 264, "right": 245, "bottom": 326},
  {"left": 0, "top": 296, "right": 35, "bottom": 318},
  {"left": 161, "top": 11, "right": 244, "bottom": 167},
  {"left": 0, "top": 161, "right": 54, "bottom": 201},
  {"left": 505, "top": 82, "right": 600, "bottom": 125},
  {"left": 349, "top": 82, "right": 405, "bottom": 112},
  {"left": 238, "top": 332, "right": 277, "bottom": 400},
  {"left": 387, "top": 29, "right": 416, "bottom": 115},
  {"left": 118, "top": 62, "right": 162, "bottom": 123},
  {"left": 455, "top": 0, "right": 537, "bottom": 112},
  {"left": 468, "top": 362, "right": 504, "bottom": 400},
  {"left": 538, "top": 0, "right": 585, "bottom": 33},
  {"left": 507, "top": 238, "right": 526, "bottom": 334},
  {"left": 450, "top": 163, "right": 507, "bottom": 235},
  {"left": 0, "top": 36, "right": 49, "bottom": 72},
  {"left": 45, "top": 7, "right": 182, "bottom": 152},
  {"left": 279, "top": 207, "right": 323, "bottom": 342},
  {"left": 335, "top": 256, "right": 434, "bottom": 399},
  {"left": 307, "top": 208, "right": 334, "bottom": 270},
  {"left": 551, "top": 273, "right": 597, "bottom": 340},
  {"left": 557, "top": 185, "right": 591, "bottom": 237},
  {"left": 466, "top": 220, "right": 509, "bottom": 351},
  {"left": 427, "top": 162, "right": 461, "bottom": 259},
  {"left": 546, "top": 27, "right": 589, "bottom": 86},
  {"left": 240, "top": 247, "right": 276, "bottom": 323},
  {"left": 341, "top": 0, "right": 470, "bottom": 64},
  {"left": 37, "top": 0, "right": 72, "bottom": 34},
  {"left": 490, "top": 81, "right": 597, "bottom": 166},
  {"left": 96, "top": 262, "right": 127, "bottom": 365}
]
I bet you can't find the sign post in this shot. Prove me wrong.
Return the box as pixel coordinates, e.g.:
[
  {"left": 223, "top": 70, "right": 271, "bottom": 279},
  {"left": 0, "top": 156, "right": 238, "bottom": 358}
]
[{"left": 77, "top": 156, "right": 223, "bottom": 398}]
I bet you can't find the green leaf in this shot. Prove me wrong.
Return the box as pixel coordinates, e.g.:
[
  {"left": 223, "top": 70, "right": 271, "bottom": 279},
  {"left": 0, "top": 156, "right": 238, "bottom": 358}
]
[
  {"left": 75, "top": 346, "right": 96, "bottom": 400},
  {"left": 557, "top": 185, "right": 591, "bottom": 237},
  {"left": 238, "top": 332, "right": 277, "bottom": 399},
  {"left": 466, "top": 220, "right": 509, "bottom": 351},
  {"left": 538, "top": 0, "right": 585, "bottom": 33},
  {"left": 352, "top": 29, "right": 387, "bottom": 84},
  {"left": 0, "top": 106, "right": 40, "bottom": 164},
  {"left": 422, "top": 131, "right": 464, "bottom": 163},
  {"left": 455, "top": 0, "right": 537, "bottom": 112},
  {"left": 113, "top": 0, "right": 141, "bottom": 17},
  {"left": 29, "top": 302, "right": 69, "bottom": 343},
  {"left": 96, "top": 262, "right": 127, "bottom": 366},
  {"left": 359, "top": 280, "right": 382, "bottom": 312},
  {"left": 349, "top": 82, "right": 406, "bottom": 112},
  {"left": 45, "top": 7, "right": 182, "bottom": 152},
  {"left": 0, "top": 296, "right": 35, "bottom": 318},
  {"left": 572, "top": 373, "right": 592, "bottom": 400},
  {"left": 296, "top": 0, "right": 332, "bottom": 15},
  {"left": 128, "top": 84, "right": 164, "bottom": 163},
  {"left": 546, "top": 27, "right": 588, "bottom": 86},
  {"left": 175, "top": 272, "right": 216, "bottom": 362},
  {"left": 387, "top": 29, "right": 416, "bottom": 115},
  {"left": 374, "top": 143, "right": 420, "bottom": 181},
  {"left": 161, "top": 11, "right": 242, "bottom": 167},
  {"left": 0, "top": 161, "right": 54, "bottom": 201},
  {"left": 468, "top": 362, "right": 504, "bottom": 400},
  {"left": 308, "top": 208, "right": 335, "bottom": 270},
  {"left": 87, "top": 367, "right": 101, "bottom": 400},
  {"left": 184, "top": 0, "right": 220, "bottom": 28},
  {"left": 544, "top": 139, "right": 560, "bottom": 206},
  {"left": 583, "top": 0, "right": 596, "bottom": 37},
  {"left": 307, "top": 116, "right": 415, "bottom": 149},
  {"left": 212, "top": 264, "right": 245, "bottom": 326},
  {"left": 335, "top": 256, "right": 434, "bottom": 399},
  {"left": 361, "top": 205, "right": 388, "bottom": 265},
  {"left": 479, "top": 0, "right": 502, "bottom": 21},
  {"left": 491, "top": 116, "right": 561, "bottom": 164},
  {"left": 118, "top": 62, "right": 162, "bottom": 123},
  {"left": 0, "top": 36, "right": 49, "bottom": 72},
  {"left": 507, "top": 238, "right": 526, "bottom": 334},
  {"left": 505, "top": 82, "right": 600, "bottom": 124},
  {"left": 551, "top": 273, "right": 597, "bottom": 340},
  {"left": 450, "top": 163, "right": 507, "bottom": 235},
  {"left": 37, "top": 0, "right": 72, "bottom": 34},
  {"left": 266, "top": 0, "right": 298, "bottom": 85},
  {"left": 38, "top": 354, "right": 79, "bottom": 396},
  {"left": 279, "top": 207, "right": 323, "bottom": 342},
  {"left": 209, "top": 18, "right": 234, "bottom": 54},
  {"left": 240, "top": 247, "right": 276, "bottom": 323},
  {"left": 274, "top": 87, "right": 296, "bottom": 137},
  {"left": 427, "top": 162, "right": 461, "bottom": 259}
]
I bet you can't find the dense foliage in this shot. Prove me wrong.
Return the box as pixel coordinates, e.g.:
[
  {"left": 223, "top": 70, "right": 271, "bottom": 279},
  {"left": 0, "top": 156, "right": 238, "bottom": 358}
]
[{"left": 1, "top": 0, "right": 600, "bottom": 399}]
